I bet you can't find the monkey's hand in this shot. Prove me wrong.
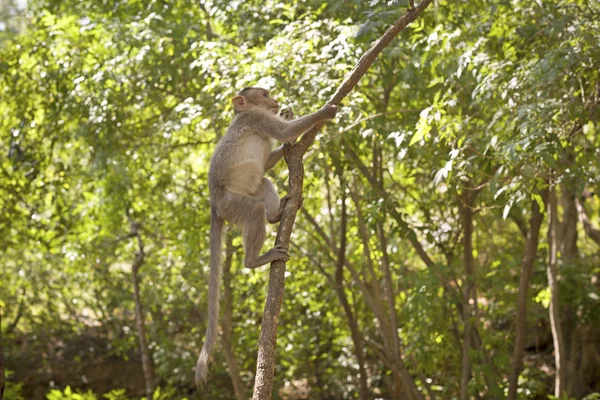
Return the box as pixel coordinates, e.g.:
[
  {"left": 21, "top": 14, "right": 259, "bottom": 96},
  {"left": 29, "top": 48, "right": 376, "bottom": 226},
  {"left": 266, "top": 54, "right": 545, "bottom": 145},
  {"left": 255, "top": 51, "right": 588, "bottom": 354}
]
[
  {"left": 279, "top": 107, "right": 294, "bottom": 121},
  {"left": 319, "top": 104, "right": 338, "bottom": 120}
]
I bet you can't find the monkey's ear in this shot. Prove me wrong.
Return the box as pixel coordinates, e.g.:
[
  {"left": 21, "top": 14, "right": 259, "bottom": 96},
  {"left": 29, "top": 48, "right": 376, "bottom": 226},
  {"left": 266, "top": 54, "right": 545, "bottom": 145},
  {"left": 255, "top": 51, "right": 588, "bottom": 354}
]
[{"left": 232, "top": 95, "right": 247, "bottom": 111}]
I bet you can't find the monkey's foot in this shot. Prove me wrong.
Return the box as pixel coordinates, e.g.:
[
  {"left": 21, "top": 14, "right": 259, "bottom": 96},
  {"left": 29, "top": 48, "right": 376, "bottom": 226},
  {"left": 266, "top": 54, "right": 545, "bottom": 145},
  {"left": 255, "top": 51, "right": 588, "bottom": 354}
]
[
  {"left": 244, "top": 245, "right": 290, "bottom": 269},
  {"left": 280, "top": 194, "right": 292, "bottom": 208},
  {"left": 281, "top": 193, "right": 303, "bottom": 209},
  {"left": 268, "top": 195, "right": 291, "bottom": 223}
]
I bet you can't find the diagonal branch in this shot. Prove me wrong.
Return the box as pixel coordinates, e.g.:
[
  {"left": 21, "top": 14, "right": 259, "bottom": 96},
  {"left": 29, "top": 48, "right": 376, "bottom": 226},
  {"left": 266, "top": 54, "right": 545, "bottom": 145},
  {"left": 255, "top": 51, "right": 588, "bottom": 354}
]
[{"left": 251, "top": 1, "right": 435, "bottom": 398}]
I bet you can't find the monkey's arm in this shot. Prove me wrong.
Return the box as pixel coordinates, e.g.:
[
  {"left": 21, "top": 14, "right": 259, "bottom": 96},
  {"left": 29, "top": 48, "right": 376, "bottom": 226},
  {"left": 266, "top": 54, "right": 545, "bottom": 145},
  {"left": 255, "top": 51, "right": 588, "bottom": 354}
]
[
  {"left": 278, "top": 106, "right": 335, "bottom": 143},
  {"left": 257, "top": 106, "right": 336, "bottom": 144},
  {"left": 265, "top": 146, "right": 284, "bottom": 171}
]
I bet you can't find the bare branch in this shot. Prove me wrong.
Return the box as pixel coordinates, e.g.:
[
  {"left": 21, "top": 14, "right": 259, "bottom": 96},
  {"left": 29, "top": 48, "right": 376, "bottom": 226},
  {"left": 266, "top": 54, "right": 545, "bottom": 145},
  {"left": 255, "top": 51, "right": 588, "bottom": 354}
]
[{"left": 251, "top": 1, "right": 435, "bottom": 398}]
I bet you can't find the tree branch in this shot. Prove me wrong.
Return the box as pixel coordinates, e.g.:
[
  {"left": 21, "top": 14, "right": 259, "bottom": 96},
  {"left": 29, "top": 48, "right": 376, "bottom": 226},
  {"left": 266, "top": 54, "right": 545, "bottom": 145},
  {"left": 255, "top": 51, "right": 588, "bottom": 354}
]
[{"left": 251, "top": 1, "right": 435, "bottom": 398}]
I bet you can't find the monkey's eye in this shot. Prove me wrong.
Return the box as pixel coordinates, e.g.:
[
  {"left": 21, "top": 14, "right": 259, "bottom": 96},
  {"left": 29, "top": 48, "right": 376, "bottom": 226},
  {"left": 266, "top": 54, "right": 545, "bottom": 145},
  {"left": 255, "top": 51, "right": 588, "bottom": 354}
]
[{"left": 263, "top": 92, "right": 269, "bottom": 97}]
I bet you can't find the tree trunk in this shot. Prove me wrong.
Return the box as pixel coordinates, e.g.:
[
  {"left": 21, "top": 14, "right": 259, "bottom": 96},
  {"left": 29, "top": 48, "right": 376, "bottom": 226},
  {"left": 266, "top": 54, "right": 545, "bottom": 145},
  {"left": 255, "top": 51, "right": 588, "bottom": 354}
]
[
  {"left": 1, "top": 305, "right": 5, "bottom": 400},
  {"left": 507, "top": 199, "right": 544, "bottom": 400},
  {"left": 560, "top": 185, "right": 578, "bottom": 261},
  {"left": 560, "top": 185, "right": 588, "bottom": 397},
  {"left": 378, "top": 223, "right": 429, "bottom": 400},
  {"left": 547, "top": 185, "right": 566, "bottom": 397},
  {"left": 460, "top": 191, "right": 476, "bottom": 400},
  {"left": 334, "top": 171, "right": 369, "bottom": 400},
  {"left": 128, "top": 214, "right": 156, "bottom": 400},
  {"left": 349, "top": 181, "right": 423, "bottom": 400},
  {"left": 222, "top": 234, "right": 247, "bottom": 400},
  {"left": 250, "top": 1, "right": 434, "bottom": 398},
  {"left": 131, "top": 261, "right": 156, "bottom": 400},
  {"left": 334, "top": 290, "right": 370, "bottom": 400}
]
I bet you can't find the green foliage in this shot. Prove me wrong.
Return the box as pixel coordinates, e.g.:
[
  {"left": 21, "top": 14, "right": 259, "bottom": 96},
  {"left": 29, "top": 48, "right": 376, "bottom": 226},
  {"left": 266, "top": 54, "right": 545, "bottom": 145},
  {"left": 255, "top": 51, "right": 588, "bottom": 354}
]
[
  {"left": 46, "top": 387, "right": 96, "bottom": 400},
  {"left": 1, "top": 0, "right": 599, "bottom": 398},
  {"left": 3, "top": 381, "right": 25, "bottom": 400},
  {"left": 102, "top": 390, "right": 131, "bottom": 400}
]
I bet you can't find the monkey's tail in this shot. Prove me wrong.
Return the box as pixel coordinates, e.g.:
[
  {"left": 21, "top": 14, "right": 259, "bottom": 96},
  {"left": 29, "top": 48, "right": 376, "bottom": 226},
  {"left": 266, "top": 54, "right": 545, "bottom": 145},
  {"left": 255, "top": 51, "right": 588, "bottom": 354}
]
[{"left": 196, "top": 206, "right": 224, "bottom": 386}]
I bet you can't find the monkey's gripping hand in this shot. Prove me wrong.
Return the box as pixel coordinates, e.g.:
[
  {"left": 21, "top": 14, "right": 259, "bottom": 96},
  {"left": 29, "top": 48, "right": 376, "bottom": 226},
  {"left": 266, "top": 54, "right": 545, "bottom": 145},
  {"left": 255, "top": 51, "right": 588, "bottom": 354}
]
[
  {"left": 319, "top": 104, "right": 337, "bottom": 120},
  {"left": 279, "top": 107, "right": 294, "bottom": 121}
]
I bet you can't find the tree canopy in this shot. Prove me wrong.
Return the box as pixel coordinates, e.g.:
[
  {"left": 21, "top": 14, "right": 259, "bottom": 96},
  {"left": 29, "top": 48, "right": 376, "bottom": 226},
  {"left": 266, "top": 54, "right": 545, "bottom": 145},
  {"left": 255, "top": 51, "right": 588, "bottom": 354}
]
[{"left": 1, "top": 0, "right": 599, "bottom": 399}]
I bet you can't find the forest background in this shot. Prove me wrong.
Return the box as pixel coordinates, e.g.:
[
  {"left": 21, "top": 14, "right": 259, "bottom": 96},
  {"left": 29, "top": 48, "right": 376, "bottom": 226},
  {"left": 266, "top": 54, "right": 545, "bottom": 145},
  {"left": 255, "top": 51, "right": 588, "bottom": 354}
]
[{"left": 1, "top": 0, "right": 599, "bottom": 399}]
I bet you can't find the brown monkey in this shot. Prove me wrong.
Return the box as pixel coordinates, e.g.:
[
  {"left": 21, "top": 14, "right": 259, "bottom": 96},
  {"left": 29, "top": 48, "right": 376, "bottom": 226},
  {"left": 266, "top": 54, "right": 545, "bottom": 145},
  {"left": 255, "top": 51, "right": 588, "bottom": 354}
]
[{"left": 195, "top": 87, "right": 337, "bottom": 385}]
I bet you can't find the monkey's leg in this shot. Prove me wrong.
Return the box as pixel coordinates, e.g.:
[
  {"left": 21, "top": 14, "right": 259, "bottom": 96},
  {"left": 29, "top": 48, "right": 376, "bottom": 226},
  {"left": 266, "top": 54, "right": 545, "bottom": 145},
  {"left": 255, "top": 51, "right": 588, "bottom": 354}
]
[
  {"left": 261, "top": 178, "right": 289, "bottom": 224},
  {"left": 222, "top": 189, "right": 289, "bottom": 269},
  {"left": 242, "top": 200, "right": 289, "bottom": 269}
]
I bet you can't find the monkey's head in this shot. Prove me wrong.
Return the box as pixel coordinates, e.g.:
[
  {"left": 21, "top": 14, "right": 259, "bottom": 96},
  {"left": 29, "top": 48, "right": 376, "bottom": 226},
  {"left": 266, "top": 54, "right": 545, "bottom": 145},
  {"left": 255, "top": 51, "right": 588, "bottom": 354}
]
[{"left": 232, "top": 87, "right": 279, "bottom": 115}]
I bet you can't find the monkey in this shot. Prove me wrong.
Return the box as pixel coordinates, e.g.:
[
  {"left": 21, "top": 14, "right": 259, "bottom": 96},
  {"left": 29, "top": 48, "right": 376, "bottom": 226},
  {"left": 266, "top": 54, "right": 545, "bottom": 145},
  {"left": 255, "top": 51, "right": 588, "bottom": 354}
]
[{"left": 195, "top": 87, "right": 337, "bottom": 386}]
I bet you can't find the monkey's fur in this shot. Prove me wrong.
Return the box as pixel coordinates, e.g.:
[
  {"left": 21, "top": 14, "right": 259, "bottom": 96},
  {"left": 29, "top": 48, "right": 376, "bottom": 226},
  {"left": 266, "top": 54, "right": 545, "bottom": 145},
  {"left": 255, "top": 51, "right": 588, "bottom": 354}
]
[{"left": 195, "top": 87, "right": 337, "bottom": 385}]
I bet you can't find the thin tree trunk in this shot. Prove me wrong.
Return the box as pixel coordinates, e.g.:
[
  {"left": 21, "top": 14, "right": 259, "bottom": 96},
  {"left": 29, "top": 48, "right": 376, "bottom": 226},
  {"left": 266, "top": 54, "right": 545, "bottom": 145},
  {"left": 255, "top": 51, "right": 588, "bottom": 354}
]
[
  {"left": 507, "top": 199, "right": 544, "bottom": 400},
  {"left": 349, "top": 182, "right": 423, "bottom": 400},
  {"left": 377, "top": 224, "right": 400, "bottom": 357},
  {"left": 335, "top": 170, "right": 369, "bottom": 400},
  {"left": 131, "top": 262, "right": 156, "bottom": 399},
  {"left": 222, "top": 233, "right": 247, "bottom": 400},
  {"left": 1, "top": 304, "right": 5, "bottom": 400},
  {"left": 128, "top": 213, "right": 156, "bottom": 400},
  {"left": 460, "top": 190, "right": 476, "bottom": 400},
  {"left": 547, "top": 185, "right": 566, "bottom": 397},
  {"left": 560, "top": 186, "right": 578, "bottom": 261},
  {"left": 250, "top": 1, "right": 434, "bottom": 398},
  {"left": 378, "top": 223, "right": 431, "bottom": 400},
  {"left": 351, "top": 139, "right": 500, "bottom": 396}
]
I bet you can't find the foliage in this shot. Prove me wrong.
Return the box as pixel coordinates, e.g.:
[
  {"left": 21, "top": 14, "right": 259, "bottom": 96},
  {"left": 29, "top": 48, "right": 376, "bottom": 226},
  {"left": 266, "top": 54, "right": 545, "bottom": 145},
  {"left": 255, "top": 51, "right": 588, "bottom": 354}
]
[
  {"left": 46, "top": 386, "right": 96, "bottom": 400},
  {"left": 1, "top": 0, "right": 599, "bottom": 398}
]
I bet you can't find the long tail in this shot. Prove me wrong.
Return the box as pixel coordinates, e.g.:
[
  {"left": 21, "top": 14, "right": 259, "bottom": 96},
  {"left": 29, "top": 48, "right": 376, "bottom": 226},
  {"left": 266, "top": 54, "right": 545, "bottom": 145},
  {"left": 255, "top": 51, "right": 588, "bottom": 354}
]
[{"left": 195, "top": 206, "right": 224, "bottom": 386}]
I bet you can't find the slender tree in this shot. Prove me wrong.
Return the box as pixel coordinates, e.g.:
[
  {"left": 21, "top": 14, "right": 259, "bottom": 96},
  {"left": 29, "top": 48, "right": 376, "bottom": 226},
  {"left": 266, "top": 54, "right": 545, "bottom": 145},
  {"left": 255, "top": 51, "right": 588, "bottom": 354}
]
[
  {"left": 507, "top": 199, "right": 544, "bottom": 399},
  {"left": 127, "top": 211, "right": 156, "bottom": 400},
  {"left": 546, "top": 185, "right": 566, "bottom": 397},
  {"left": 0, "top": 304, "right": 4, "bottom": 400},
  {"left": 251, "top": 1, "right": 436, "bottom": 398}
]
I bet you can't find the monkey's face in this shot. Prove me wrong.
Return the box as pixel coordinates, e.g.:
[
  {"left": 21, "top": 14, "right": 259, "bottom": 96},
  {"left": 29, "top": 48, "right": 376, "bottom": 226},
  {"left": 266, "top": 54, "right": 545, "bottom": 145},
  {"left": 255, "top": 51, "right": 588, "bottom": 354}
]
[{"left": 232, "top": 87, "right": 279, "bottom": 114}]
